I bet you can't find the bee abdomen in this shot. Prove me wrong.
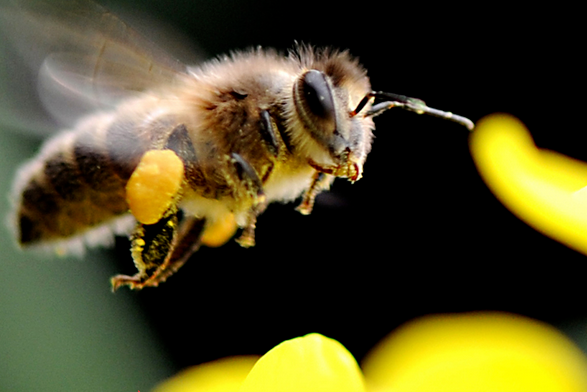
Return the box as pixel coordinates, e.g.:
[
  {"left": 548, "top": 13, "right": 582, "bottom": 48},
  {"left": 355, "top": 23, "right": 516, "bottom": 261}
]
[
  {"left": 15, "top": 112, "right": 158, "bottom": 246},
  {"left": 104, "top": 118, "right": 153, "bottom": 181},
  {"left": 18, "top": 177, "right": 62, "bottom": 244}
]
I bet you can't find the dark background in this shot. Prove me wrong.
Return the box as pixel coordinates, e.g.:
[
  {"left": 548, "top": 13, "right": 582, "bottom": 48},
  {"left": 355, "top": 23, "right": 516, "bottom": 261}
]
[
  {"left": 121, "top": 0, "right": 585, "bottom": 364},
  {"left": 1, "top": 0, "right": 585, "bottom": 390}
]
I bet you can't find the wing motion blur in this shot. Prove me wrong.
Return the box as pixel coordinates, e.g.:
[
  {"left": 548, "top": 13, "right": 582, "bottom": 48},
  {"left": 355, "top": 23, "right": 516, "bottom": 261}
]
[{"left": 0, "top": 0, "right": 194, "bottom": 134}]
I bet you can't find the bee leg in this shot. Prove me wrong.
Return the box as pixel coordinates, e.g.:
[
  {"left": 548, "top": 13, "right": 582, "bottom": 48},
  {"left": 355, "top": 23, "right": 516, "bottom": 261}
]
[
  {"left": 231, "top": 152, "right": 265, "bottom": 201},
  {"left": 236, "top": 202, "right": 267, "bottom": 248},
  {"left": 307, "top": 155, "right": 362, "bottom": 182},
  {"left": 142, "top": 216, "right": 206, "bottom": 286},
  {"left": 110, "top": 212, "right": 206, "bottom": 291},
  {"left": 296, "top": 171, "right": 331, "bottom": 215},
  {"left": 230, "top": 152, "right": 267, "bottom": 248},
  {"left": 110, "top": 206, "right": 178, "bottom": 291},
  {"left": 235, "top": 215, "right": 257, "bottom": 248},
  {"left": 259, "top": 109, "right": 280, "bottom": 157}
]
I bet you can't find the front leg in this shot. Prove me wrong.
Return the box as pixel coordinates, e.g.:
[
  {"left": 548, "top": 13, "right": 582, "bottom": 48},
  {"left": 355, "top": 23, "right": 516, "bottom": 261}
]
[
  {"left": 307, "top": 155, "right": 362, "bottom": 183},
  {"left": 296, "top": 171, "right": 332, "bottom": 215}
]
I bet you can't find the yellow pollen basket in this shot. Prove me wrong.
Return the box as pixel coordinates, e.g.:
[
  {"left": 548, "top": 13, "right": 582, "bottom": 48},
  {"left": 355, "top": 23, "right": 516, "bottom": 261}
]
[{"left": 126, "top": 150, "right": 184, "bottom": 225}]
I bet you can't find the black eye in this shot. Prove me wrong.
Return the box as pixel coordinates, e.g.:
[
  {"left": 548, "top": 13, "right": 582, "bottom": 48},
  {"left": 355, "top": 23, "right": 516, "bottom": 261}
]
[{"left": 297, "top": 70, "right": 335, "bottom": 122}]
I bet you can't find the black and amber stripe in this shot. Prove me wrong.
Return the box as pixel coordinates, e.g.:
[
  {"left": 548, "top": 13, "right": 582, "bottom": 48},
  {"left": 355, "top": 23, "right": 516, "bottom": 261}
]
[{"left": 17, "top": 115, "right": 178, "bottom": 245}]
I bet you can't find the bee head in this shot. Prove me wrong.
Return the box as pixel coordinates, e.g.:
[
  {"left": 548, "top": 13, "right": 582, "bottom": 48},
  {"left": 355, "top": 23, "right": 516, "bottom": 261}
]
[
  {"left": 292, "top": 69, "right": 374, "bottom": 182},
  {"left": 289, "top": 49, "right": 473, "bottom": 182}
]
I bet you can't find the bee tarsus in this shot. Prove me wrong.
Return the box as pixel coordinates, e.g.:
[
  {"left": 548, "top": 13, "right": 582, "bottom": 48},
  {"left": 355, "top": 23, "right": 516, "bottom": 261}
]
[
  {"left": 296, "top": 172, "right": 330, "bottom": 215},
  {"left": 111, "top": 215, "right": 206, "bottom": 291}
]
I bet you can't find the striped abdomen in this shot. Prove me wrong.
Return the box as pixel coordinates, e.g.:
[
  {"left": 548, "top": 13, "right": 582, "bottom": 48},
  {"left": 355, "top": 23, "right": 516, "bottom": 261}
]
[{"left": 14, "top": 108, "right": 183, "bottom": 246}]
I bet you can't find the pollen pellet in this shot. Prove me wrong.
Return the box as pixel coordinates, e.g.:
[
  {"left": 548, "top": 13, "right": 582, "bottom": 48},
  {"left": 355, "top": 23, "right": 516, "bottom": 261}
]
[
  {"left": 126, "top": 150, "right": 184, "bottom": 225},
  {"left": 201, "top": 213, "right": 238, "bottom": 247}
]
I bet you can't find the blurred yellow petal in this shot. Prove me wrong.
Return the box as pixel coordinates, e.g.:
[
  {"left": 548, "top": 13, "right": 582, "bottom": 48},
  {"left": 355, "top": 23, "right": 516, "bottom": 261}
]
[
  {"left": 238, "top": 333, "right": 366, "bottom": 392},
  {"left": 470, "top": 113, "right": 587, "bottom": 255},
  {"left": 362, "top": 312, "right": 587, "bottom": 392},
  {"left": 153, "top": 356, "right": 259, "bottom": 392}
]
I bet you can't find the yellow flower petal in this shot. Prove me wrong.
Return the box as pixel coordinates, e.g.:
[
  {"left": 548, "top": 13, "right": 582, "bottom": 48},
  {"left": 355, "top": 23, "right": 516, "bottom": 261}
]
[
  {"left": 238, "top": 333, "right": 366, "bottom": 392},
  {"left": 470, "top": 113, "right": 587, "bottom": 255},
  {"left": 153, "top": 356, "right": 259, "bottom": 392},
  {"left": 362, "top": 312, "right": 587, "bottom": 392}
]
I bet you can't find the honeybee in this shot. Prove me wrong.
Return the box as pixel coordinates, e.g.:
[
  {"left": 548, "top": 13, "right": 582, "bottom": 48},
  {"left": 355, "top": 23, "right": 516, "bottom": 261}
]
[{"left": 4, "top": 0, "right": 474, "bottom": 290}]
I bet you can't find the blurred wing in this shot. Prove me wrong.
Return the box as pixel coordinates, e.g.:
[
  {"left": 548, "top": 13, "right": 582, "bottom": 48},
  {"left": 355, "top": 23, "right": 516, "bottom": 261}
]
[{"left": 0, "top": 0, "right": 191, "bottom": 134}]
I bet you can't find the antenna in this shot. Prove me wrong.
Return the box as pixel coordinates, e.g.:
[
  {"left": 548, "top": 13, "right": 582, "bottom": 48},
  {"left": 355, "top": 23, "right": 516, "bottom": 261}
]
[{"left": 351, "top": 91, "right": 474, "bottom": 131}]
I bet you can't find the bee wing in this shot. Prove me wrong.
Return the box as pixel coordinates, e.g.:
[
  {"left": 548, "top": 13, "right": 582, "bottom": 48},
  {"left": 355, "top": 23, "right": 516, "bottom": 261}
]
[{"left": 0, "top": 0, "right": 192, "bottom": 135}]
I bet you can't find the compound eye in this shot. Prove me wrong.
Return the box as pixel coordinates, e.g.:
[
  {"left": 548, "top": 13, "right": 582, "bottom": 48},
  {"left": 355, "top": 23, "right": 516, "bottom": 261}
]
[{"left": 295, "top": 70, "right": 336, "bottom": 126}]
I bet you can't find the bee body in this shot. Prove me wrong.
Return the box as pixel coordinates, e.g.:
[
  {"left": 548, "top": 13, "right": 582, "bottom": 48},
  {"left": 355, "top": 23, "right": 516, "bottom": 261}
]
[
  {"left": 6, "top": 0, "right": 473, "bottom": 290},
  {"left": 12, "top": 48, "right": 376, "bottom": 288}
]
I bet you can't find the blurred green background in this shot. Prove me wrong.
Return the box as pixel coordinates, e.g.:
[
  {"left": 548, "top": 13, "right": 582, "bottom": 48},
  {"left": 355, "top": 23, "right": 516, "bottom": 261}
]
[{"left": 1, "top": 0, "right": 586, "bottom": 391}]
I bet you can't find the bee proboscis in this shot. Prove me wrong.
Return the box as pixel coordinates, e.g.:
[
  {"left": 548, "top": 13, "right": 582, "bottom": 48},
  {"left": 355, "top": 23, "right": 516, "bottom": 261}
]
[{"left": 4, "top": 0, "right": 474, "bottom": 290}]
